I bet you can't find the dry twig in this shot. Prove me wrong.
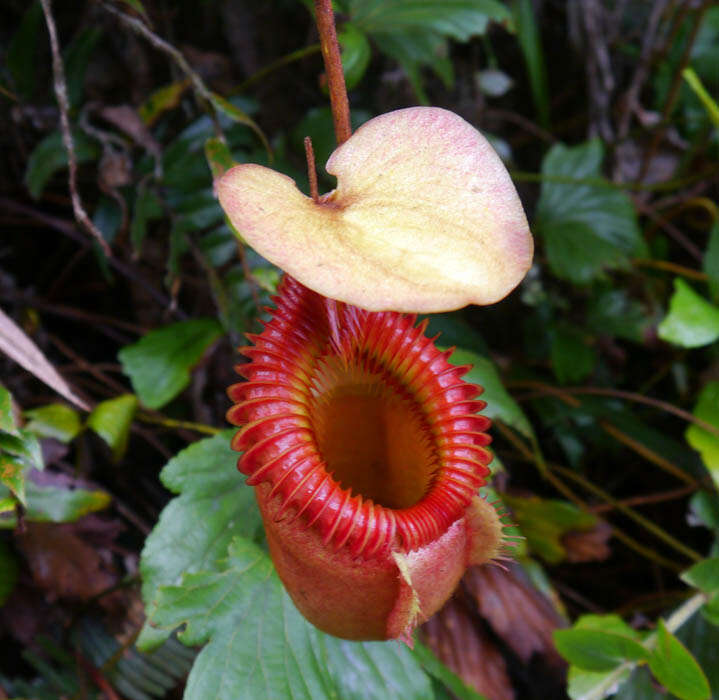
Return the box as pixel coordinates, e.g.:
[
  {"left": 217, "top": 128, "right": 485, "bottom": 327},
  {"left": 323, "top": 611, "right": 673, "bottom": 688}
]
[{"left": 39, "top": 0, "right": 112, "bottom": 257}]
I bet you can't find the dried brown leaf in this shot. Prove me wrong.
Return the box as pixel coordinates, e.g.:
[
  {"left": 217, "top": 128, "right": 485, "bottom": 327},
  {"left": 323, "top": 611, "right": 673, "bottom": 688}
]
[
  {"left": 463, "top": 563, "right": 567, "bottom": 668},
  {"left": 423, "top": 596, "right": 515, "bottom": 700},
  {"left": 0, "top": 307, "right": 90, "bottom": 411},
  {"left": 15, "top": 521, "right": 117, "bottom": 602}
]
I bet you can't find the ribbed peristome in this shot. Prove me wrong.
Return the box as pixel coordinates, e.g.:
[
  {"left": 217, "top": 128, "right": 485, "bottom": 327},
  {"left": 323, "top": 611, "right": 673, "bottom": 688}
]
[{"left": 227, "top": 275, "right": 492, "bottom": 558}]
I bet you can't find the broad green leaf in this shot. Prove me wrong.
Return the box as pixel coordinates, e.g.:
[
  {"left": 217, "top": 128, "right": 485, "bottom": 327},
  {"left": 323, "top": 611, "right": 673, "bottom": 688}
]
[
  {"left": 613, "top": 667, "right": 668, "bottom": 700},
  {"left": 550, "top": 326, "right": 596, "bottom": 384},
  {"left": 118, "top": 319, "right": 222, "bottom": 410},
  {"left": 536, "top": 140, "right": 647, "bottom": 284},
  {"left": 567, "top": 664, "right": 633, "bottom": 700},
  {"left": 0, "top": 478, "right": 112, "bottom": 527},
  {"left": 323, "top": 638, "right": 433, "bottom": 700},
  {"left": 348, "top": 0, "right": 513, "bottom": 39},
  {"left": 648, "top": 619, "right": 710, "bottom": 700},
  {"left": 0, "top": 386, "right": 19, "bottom": 436},
  {"left": 554, "top": 628, "right": 648, "bottom": 672},
  {"left": 574, "top": 613, "right": 643, "bottom": 639},
  {"left": 24, "top": 404, "right": 82, "bottom": 443},
  {"left": 512, "top": 0, "right": 549, "bottom": 126},
  {"left": 682, "top": 558, "right": 719, "bottom": 594},
  {"left": 151, "top": 537, "right": 433, "bottom": 700},
  {"left": 411, "top": 642, "right": 486, "bottom": 700},
  {"left": 503, "top": 495, "right": 597, "bottom": 564},
  {"left": 130, "top": 187, "right": 163, "bottom": 252},
  {"left": 339, "top": 23, "right": 372, "bottom": 89},
  {"left": 702, "top": 596, "right": 719, "bottom": 627},
  {"left": 450, "top": 348, "right": 535, "bottom": 441},
  {"left": 7, "top": 1, "right": 43, "bottom": 98},
  {"left": 87, "top": 394, "right": 138, "bottom": 462},
  {"left": 139, "top": 80, "right": 190, "bottom": 125},
  {"left": 208, "top": 93, "right": 270, "bottom": 156},
  {"left": 0, "top": 454, "right": 27, "bottom": 505},
  {"left": 676, "top": 612, "right": 719, "bottom": 694},
  {"left": 0, "top": 539, "right": 19, "bottom": 606},
  {"left": 586, "top": 288, "right": 653, "bottom": 343},
  {"left": 0, "top": 429, "right": 43, "bottom": 471},
  {"left": 345, "top": 0, "right": 511, "bottom": 102},
  {"left": 204, "top": 137, "right": 236, "bottom": 181},
  {"left": 703, "top": 221, "right": 719, "bottom": 304},
  {"left": 24, "top": 129, "right": 99, "bottom": 200},
  {"left": 658, "top": 279, "right": 719, "bottom": 348},
  {"left": 685, "top": 381, "right": 719, "bottom": 489},
  {"left": 63, "top": 27, "right": 102, "bottom": 107},
  {"left": 689, "top": 490, "right": 719, "bottom": 530},
  {"left": 138, "top": 431, "right": 262, "bottom": 650}
]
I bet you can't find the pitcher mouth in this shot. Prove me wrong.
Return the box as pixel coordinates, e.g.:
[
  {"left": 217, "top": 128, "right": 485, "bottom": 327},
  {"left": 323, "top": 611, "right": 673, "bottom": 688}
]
[{"left": 227, "top": 275, "right": 493, "bottom": 557}]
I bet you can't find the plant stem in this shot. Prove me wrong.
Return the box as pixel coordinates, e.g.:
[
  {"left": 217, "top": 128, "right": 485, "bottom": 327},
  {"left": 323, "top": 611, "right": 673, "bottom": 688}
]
[{"left": 314, "top": 0, "right": 351, "bottom": 145}]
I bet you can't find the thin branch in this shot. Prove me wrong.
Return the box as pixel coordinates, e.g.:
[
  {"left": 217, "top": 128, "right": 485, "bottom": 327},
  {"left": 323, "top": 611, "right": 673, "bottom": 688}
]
[
  {"left": 233, "top": 43, "right": 322, "bottom": 93},
  {"left": 638, "top": 0, "right": 713, "bottom": 180},
  {"left": 550, "top": 462, "right": 702, "bottom": 562},
  {"left": 39, "top": 0, "right": 112, "bottom": 257},
  {"left": 304, "top": 137, "right": 320, "bottom": 202},
  {"left": 103, "top": 2, "right": 213, "bottom": 105},
  {"left": 0, "top": 197, "right": 185, "bottom": 317},
  {"left": 314, "top": 0, "right": 351, "bottom": 145},
  {"left": 511, "top": 380, "right": 719, "bottom": 439},
  {"left": 633, "top": 257, "right": 708, "bottom": 281}
]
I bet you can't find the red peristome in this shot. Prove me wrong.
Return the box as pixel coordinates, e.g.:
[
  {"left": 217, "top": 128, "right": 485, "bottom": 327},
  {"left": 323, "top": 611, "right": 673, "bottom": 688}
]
[{"left": 227, "top": 275, "right": 492, "bottom": 557}]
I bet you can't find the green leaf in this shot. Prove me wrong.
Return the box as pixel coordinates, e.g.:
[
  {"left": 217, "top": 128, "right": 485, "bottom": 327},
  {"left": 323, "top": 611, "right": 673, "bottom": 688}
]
[
  {"left": 151, "top": 537, "right": 433, "bottom": 700},
  {"left": 0, "top": 429, "right": 43, "bottom": 471},
  {"left": 24, "top": 129, "right": 99, "bottom": 200},
  {"left": 348, "top": 0, "right": 513, "bottom": 39},
  {"left": 0, "top": 538, "right": 19, "bottom": 606},
  {"left": 322, "top": 638, "right": 433, "bottom": 700},
  {"left": 536, "top": 140, "right": 647, "bottom": 284},
  {"left": 24, "top": 404, "right": 82, "bottom": 443},
  {"left": 586, "top": 288, "right": 652, "bottom": 343},
  {"left": 550, "top": 325, "right": 596, "bottom": 384},
  {"left": 676, "top": 611, "right": 719, "bottom": 694},
  {"left": 512, "top": 0, "right": 549, "bottom": 126},
  {"left": 686, "top": 381, "right": 719, "bottom": 489},
  {"left": 87, "top": 394, "right": 137, "bottom": 462},
  {"left": 63, "top": 27, "right": 102, "bottom": 107},
  {"left": 208, "top": 93, "right": 270, "bottom": 157},
  {"left": 450, "top": 348, "right": 536, "bottom": 441},
  {"left": 683, "top": 67, "right": 719, "bottom": 127},
  {"left": 648, "top": 619, "right": 710, "bottom": 700},
  {"left": 0, "top": 386, "right": 19, "bottom": 437},
  {"left": 658, "top": 279, "right": 719, "bottom": 348},
  {"left": 7, "top": 1, "right": 43, "bottom": 98},
  {"left": 130, "top": 187, "right": 163, "bottom": 253},
  {"left": 703, "top": 221, "right": 719, "bottom": 304},
  {"left": 682, "top": 558, "right": 719, "bottom": 594},
  {"left": 0, "top": 454, "right": 27, "bottom": 506},
  {"left": 139, "top": 431, "right": 262, "bottom": 650},
  {"left": 139, "top": 80, "right": 189, "bottom": 125},
  {"left": 118, "top": 319, "right": 223, "bottom": 410},
  {"left": 411, "top": 642, "right": 486, "bottom": 699},
  {"left": 554, "top": 628, "right": 649, "bottom": 672},
  {"left": 204, "top": 137, "right": 237, "bottom": 181},
  {"left": 19, "top": 479, "right": 111, "bottom": 525},
  {"left": 339, "top": 23, "right": 372, "bottom": 89},
  {"left": 346, "top": 0, "right": 511, "bottom": 102},
  {"left": 503, "top": 495, "right": 597, "bottom": 564},
  {"left": 689, "top": 490, "right": 719, "bottom": 530}
]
